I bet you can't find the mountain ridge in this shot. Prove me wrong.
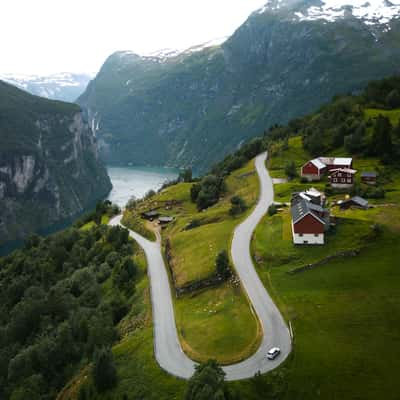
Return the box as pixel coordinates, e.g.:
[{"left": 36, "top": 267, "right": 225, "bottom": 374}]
[
  {"left": 78, "top": 1, "right": 400, "bottom": 172},
  {"left": 0, "top": 80, "right": 112, "bottom": 245}
]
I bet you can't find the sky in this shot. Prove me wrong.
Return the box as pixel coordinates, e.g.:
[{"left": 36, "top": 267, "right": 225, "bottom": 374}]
[{"left": 0, "top": 0, "right": 267, "bottom": 75}]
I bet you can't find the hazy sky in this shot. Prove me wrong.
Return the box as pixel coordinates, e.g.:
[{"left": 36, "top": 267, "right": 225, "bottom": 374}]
[{"left": 1, "top": 0, "right": 266, "bottom": 75}]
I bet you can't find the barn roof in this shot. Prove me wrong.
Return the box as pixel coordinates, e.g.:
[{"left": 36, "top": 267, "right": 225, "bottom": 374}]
[
  {"left": 291, "top": 199, "right": 326, "bottom": 225},
  {"left": 310, "top": 158, "right": 326, "bottom": 170}
]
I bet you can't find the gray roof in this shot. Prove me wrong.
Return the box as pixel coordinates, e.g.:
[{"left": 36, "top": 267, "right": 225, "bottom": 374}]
[
  {"left": 308, "top": 203, "right": 325, "bottom": 213},
  {"left": 159, "top": 216, "right": 174, "bottom": 222},
  {"left": 291, "top": 199, "right": 326, "bottom": 225},
  {"left": 351, "top": 196, "right": 369, "bottom": 207},
  {"left": 361, "top": 171, "right": 377, "bottom": 177},
  {"left": 143, "top": 210, "right": 159, "bottom": 217}
]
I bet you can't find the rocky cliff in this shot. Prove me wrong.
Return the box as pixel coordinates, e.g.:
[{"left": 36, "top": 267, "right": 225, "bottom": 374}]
[
  {"left": 0, "top": 81, "right": 112, "bottom": 245},
  {"left": 78, "top": 0, "right": 400, "bottom": 172}
]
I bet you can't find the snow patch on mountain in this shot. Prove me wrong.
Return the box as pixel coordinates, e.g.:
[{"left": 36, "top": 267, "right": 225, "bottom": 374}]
[
  {"left": 257, "top": 0, "right": 400, "bottom": 24},
  {"left": 141, "top": 37, "right": 228, "bottom": 61},
  {"left": 0, "top": 72, "right": 94, "bottom": 102}
]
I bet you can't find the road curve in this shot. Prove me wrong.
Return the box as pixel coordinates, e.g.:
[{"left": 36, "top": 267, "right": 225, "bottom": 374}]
[{"left": 109, "top": 152, "right": 291, "bottom": 380}]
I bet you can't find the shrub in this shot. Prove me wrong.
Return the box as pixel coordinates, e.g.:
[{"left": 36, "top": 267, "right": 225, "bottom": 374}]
[
  {"left": 229, "top": 196, "right": 247, "bottom": 216},
  {"left": 268, "top": 204, "right": 277, "bottom": 216},
  {"left": 215, "top": 250, "right": 231, "bottom": 279},
  {"left": 92, "top": 347, "right": 117, "bottom": 392},
  {"left": 284, "top": 160, "right": 297, "bottom": 180},
  {"left": 185, "top": 360, "right": 232, "bottom": 400}
]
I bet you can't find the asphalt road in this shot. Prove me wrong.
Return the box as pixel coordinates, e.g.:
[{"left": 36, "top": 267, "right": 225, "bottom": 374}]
[{"left": 109, "top": 152, "right": 291, "bottom": 381}]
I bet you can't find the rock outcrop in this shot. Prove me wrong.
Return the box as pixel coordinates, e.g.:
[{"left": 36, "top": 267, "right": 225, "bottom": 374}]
[{"left": 0, "top": 81, "right": 112, "bottom": 245}]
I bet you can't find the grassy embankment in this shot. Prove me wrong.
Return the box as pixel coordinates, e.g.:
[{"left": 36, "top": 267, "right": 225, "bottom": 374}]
[
  {"left": 241, "top": 133, "right": 400, "bottom": 400},
  {"left": 122, "top": 159, "right": 263, "bottom": 364}
]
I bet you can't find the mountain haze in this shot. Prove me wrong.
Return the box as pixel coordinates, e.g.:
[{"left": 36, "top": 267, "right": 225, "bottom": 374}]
[{"left": 0, "top": 73, "right": 92, "bottom": 102}]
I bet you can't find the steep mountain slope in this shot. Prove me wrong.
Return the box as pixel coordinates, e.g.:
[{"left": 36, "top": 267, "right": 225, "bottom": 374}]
[
  {"left": 78, "top": 0, "right": 400, "bottom": 172},
  {"left": 0, "top": 72, "right": 92, "bottom": 102},
  {"left": 0, "top": 81, "right": 112, "bottom": 245}
]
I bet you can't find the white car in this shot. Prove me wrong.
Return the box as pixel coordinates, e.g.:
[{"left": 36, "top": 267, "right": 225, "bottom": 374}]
[{"left": 267, "top": 347, "right": 281, "bottom": 360}]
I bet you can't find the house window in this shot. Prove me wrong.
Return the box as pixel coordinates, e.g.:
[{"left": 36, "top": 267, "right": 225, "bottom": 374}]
[
  {"left": 347, "top": 179, "right": 352, "bottom": 183},
  {"left": 338, "top": 173, "right": 342, "bottom": 177},
  {"left": 314, "top": 234, "right": 319, "bottom": 237},
  {"left": 299, "top": 233, "right": 303, "bottom": 237},
  {"left": 333, "top": 178, "right": 337, "bottom": 183}
]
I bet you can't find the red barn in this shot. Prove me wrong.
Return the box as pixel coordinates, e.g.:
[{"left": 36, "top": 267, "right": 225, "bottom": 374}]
[{"left": 301, "top": 158, "right": 327, "bottom": 181}]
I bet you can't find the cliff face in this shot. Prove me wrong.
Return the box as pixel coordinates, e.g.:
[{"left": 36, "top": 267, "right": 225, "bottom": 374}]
[
  {"left": 0, "top": 81, "right": 112, "bottom": 244},
  {"left": 78, "top": 1, "right": 400, "bottom": 173}
]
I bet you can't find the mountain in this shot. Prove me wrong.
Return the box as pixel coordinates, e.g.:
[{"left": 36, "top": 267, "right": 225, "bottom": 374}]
[
  {"left": 78, "top": 0, "right": 400, "bottom": 172},
  {"left": 0, "top": 81, "right": 112, "bottom": 245},
  {"left": 0, "top": 72, "right": 92, "bottom": 102}
]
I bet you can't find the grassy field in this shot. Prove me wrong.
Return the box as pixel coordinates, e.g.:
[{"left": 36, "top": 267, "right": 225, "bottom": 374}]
[
  {"left": 121, "top": 209, "right": 157, "bottom": 241},
  {"left": 246, "top": 134, "right": 400, "bottom": 399},
  {"left": 364, "top": 108, "right": 400, "bottom": 125},
  {"left": 121, "top": 160, "right": 262, "bottom": 364}
]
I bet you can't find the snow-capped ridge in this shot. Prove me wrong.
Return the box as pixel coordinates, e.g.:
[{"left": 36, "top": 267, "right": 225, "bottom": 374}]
[
  {"left": 256, "top": 0, "right": 400, "bottom": 24},
  {"left": 140, "top": 37, "right": 228, "bottom": 61}
]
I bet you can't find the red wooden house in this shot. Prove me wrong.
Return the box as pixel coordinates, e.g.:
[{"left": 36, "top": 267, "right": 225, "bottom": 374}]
[
  {"left": 291, "top": 199, "right": 328, "bottom": 245},
  {"left": 328, "top": 168, "right": 357, "bottom": 188}
]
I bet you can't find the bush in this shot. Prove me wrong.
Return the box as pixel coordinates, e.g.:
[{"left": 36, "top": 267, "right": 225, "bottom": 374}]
[
  {"left": 229, "top": 196, "right": 247, "bottom": 216},
  {"left": 284, "top": 160, "right": 297, "bottom": 180},
  {"left": 268, "top": 204, "right": 277, "bottom": 216},
  {"left": 92, "top": 347, "right": 117, "bottom": 392},
  {"left": 185, "top": 360, "right": 232, "bottom": 400},
  {"left": 215, "top": 250, "right": 231, "bottom": 279},
  {"left": 191, "top": 175, "right": 225, "bottom": 210}
]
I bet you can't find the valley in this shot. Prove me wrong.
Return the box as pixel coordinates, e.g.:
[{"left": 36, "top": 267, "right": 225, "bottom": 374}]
[{"left": 1, "top": 1, "right": 400, "bottom": 399}]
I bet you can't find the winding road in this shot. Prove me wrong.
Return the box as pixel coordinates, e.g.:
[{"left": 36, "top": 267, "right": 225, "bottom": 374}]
[{"left": 109, "top": 152, "right": 292, "bottom": 381}]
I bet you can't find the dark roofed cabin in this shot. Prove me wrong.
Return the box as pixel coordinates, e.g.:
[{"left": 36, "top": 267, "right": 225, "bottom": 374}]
[
  {"left": 361, "top": 171, "right": 377, "bottom": 185},
  {"left": 339, "top": 196, "right": 369, "bottom": 210},
  {"left": 158, "top": 216, "right": 174, "bottom": 225},
  {"left": 141, "top": 210, "right": 160, "bottom": 220}
]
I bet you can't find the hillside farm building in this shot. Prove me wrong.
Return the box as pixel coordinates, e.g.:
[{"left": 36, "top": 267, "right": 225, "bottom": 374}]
[
  {"left": 291, "top": 199, "right": 330, "bottom": 245},
  {"left": 361, "top": 171, "right": 378, "bottom": 185},
  {"left": 291, "top": 188, "right": 330, "bottom": 245},
  {"left": 339, "top": 196, "right": 369, "bottom": 210},
  {"left": 329, "top": 168, "right": 357, "bottom": 188},
  {"left": 301, "top": 157, "right": 353, "bottom": 181}
]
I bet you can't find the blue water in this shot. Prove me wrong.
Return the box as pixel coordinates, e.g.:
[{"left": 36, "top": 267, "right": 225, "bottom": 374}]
[
  {"left": 106, "top": 165, "right": 179, "bottom": 207},
  {"left": 0, "top": 166, "right": 179, "bottom": 256}
]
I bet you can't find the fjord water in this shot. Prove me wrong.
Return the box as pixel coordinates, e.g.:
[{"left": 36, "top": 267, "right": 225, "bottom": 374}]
[{"left": 106, "top": 165, "right": 179, "bottom": 207}]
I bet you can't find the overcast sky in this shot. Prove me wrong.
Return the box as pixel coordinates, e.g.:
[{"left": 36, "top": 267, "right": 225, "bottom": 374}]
[{"left": 1, "top": 0, "right": 266, "bottom": 75}]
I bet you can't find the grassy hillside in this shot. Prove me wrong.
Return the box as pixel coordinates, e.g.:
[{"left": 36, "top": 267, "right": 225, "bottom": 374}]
[
  {"left": 122, "top": 160, "right": 262, "bottom": 364},
  {"left": 248, "top": 133, "right": 400, "bottom": 399}
]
